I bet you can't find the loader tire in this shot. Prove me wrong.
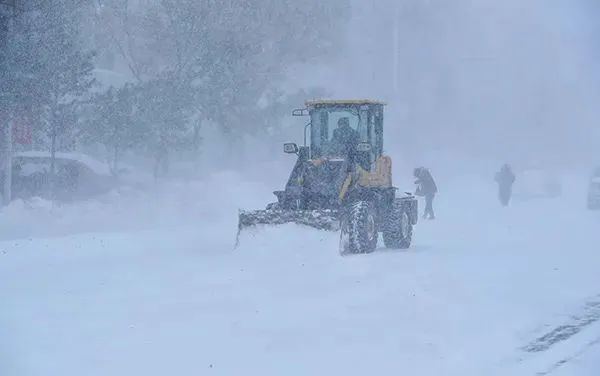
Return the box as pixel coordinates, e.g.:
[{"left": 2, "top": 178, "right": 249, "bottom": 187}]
[
  {"left": 339, "top": 201, "right": 378, "bottom": 255},
  {"left": 382, "top": 200, "right": 412, "bottom": 249}
]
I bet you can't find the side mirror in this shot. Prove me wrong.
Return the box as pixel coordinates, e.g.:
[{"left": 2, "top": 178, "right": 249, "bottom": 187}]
[
  {"left": 292, "top": 108, "right": 309, "bottom": 117},
  {"left": 283, "top": 142, "right": 299, "bottom": 154},
  {"left": 356, "top": 142, "right": 372, "bottom": 152}
]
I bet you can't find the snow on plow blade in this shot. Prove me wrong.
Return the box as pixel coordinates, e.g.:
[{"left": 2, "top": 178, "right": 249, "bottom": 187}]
[{"left": 236, "top": 209, "right": 340, "bottom": 246}]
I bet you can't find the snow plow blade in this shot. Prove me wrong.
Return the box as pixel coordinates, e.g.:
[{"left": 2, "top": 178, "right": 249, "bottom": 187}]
[
  {"left": 236, "top": 209, "right": 340, "bottom": 246},
  {"left": 238, "top": 209, "right": 340, "bottom": 231}
]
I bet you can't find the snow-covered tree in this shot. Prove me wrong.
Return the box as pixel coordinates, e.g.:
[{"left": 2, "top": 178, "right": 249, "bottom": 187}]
[
  {"left": 81, "top": 0, "right": 350, "bottom": 172},
  {"left": 31, "top": 2, "right": 95, "bottom": 163},
  {"left": 92, "top": 0, "right": 350, "bottom": 134},
  {"left": 1, "top": 1, "right": 95, "bottom": 154},
  {"left": 84, "top": 84, "right": 142, "bottom": 173},
  {"left": 134, "top": 75, "right": 197, "bottom": 178}
]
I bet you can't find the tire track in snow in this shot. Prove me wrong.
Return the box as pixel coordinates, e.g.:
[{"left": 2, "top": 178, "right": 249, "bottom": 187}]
[
  {"left": 534, "top": 335, "right": 600, "bottom": 375},
  {"left": 522, "top": 296, "right": 600, "bottom": 353}
]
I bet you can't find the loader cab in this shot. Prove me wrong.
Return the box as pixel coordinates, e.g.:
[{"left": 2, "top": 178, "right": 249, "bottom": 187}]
[{"left": 302, "top": 100, "right": 384, "bottom": 164}]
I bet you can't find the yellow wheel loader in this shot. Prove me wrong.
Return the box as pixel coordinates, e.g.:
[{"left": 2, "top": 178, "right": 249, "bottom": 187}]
[{"left": 237, "top": 100, "right": 418, "bottom": 254}]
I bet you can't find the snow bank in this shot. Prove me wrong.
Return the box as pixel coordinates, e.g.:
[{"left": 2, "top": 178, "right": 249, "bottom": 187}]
[{"left": 0, "top": 169, "right": 274, "bottom": 241}]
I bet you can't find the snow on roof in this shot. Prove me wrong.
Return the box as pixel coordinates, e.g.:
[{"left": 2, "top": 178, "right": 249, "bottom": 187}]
[
  {"left": 305, "top": 99, "right": 386, "bottom": 107},
  {"left": 13, "top": 151, "right": 112, "bottom": 176}
]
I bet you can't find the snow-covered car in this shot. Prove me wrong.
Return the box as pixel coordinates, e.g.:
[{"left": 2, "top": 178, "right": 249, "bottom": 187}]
[
  {"left": 587, "top": 168, "right": 600, "bottom": 210},
  {"left": 2, "top": 151, "right": 116, "bottom": 201},
  {"left": 512, "top": 168, "right": 562, "bottom": 200}
]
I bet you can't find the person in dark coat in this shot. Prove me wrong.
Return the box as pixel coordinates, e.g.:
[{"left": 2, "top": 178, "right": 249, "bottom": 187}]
[
  {"left": 495, "top": 164, "right": 516, "bottom": 206},
  {"left": 414, "top": 167, "right": 438, "bottom": 219},
  {"left": 329, "top": 117, "right": 359, "bottom": 158}
]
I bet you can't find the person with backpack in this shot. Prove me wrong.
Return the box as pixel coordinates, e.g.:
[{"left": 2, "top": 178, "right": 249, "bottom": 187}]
[{"left": 414, "top": 167, "right": 438, "bottom": 219}]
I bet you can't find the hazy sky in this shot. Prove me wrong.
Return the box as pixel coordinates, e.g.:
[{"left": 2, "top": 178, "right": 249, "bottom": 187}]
[{"left": 286, "top": 0, "right": 600, "bottom": 171}]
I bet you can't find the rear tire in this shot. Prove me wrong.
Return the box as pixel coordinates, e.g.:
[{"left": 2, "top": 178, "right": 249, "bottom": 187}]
[
  {"left": 339, "top": 201, "right": 378, "bottom": 255},
  {"left": 382, "top": 200, "right": 413, "bottom": 249}
]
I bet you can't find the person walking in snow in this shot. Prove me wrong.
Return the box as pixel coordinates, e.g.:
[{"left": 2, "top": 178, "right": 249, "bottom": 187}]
[
  {"left": 495, "top": 164, "right": 516, "bottom": 206},
  {"left": 414, "top": 167, "right": 438, "bottom": 219}
]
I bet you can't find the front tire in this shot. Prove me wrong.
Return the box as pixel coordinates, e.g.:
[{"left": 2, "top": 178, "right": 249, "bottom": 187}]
[
  {"left": 339, "top": 201, "right": 378, "bottom": 255},
  {"left": 382, "top": 200, "right": 413, "bottom": 249}
]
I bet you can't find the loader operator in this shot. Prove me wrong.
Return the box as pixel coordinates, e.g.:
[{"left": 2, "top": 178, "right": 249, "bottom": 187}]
[{"left": 329, "top": 117, "right": 359, "bottom": 159}]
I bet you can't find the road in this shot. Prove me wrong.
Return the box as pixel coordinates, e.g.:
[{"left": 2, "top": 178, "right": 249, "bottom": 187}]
[{"left": 1, "top": 174, "right": 599, "bottom": 375}]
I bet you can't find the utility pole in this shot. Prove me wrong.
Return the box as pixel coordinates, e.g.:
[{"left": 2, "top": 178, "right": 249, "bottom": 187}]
[
  {"left": 2, "top": 110, "right": 12, "bottom": 206},
  {"left": 0, "top": 0, "right": 16, "bottom": 206}
]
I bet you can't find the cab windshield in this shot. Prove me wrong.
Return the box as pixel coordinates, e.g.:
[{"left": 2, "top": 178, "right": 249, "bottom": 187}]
[{"left": 309, "top": 105, "right": 369, "bottom": 159}]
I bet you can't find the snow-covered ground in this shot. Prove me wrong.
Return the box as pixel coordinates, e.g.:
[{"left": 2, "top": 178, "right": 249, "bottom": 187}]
[{"left": 1, "top": 171, "right": 599, "bottom": 375}]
